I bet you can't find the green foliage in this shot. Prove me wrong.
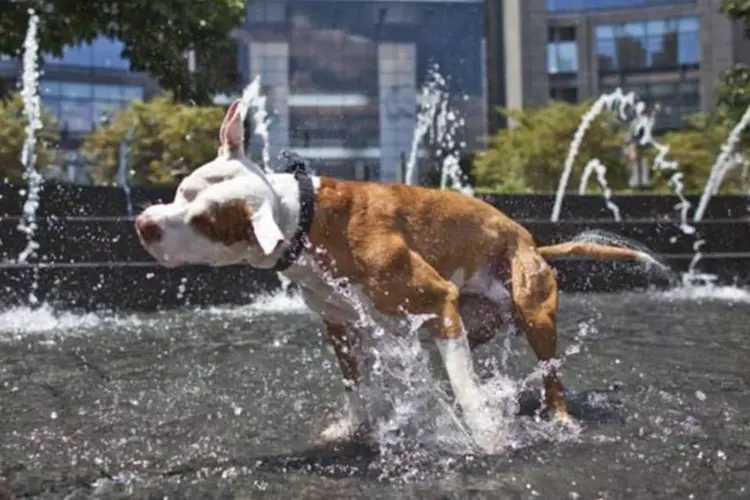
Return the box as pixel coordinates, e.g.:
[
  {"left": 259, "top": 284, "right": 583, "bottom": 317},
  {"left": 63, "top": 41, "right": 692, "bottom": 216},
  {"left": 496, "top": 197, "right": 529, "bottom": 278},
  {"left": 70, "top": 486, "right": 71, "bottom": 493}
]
[
  {"left": 715, "top": 65, "right": 750, "bottom": 124},
  {"left": 0, "top": 93, "right": 59, "bottom": 181},
  {"left": 82, "top": 94, "right": 224, "bottom": 185},
  {"left": 474, "top": 100, "right": 748, "bottom": 194},
  {"left": 717, "top": 1, "right": 750, "bottom": 122},
  {"left": 473, "top": 100, "right": 629, "bottom": 193},
  {"left": 657, "top": 113, "right": 748, "bottom": 193},
  {"left": 0, "top": 0, "right": 245, "bottom": 104}
]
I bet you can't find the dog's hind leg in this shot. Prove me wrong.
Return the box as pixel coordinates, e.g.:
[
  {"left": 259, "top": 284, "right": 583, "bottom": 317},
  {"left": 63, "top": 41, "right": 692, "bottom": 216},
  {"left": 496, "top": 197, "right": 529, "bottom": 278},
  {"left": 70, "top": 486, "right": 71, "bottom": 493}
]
[{"left": 509, "top": 248, "right": 571, "bottom": 420}]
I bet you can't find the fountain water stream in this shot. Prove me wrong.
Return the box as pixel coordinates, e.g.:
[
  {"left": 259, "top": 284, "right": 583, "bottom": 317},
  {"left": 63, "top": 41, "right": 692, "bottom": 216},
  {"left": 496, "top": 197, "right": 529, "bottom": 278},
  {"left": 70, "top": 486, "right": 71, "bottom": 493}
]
[
  {"left": 551, "top": 87, "right": 750, "bottom": 284},
  {"left": 577, "top": 159, "right": 621, "bottom": 221},
  {"left": 16, "top": 10, "right": 43, "bottom": 305},
  {"left": 404, "top": 66, "right": 444, "bottom": 186},
  {"left": 404, "top": 66, "right": 473, "bottom": 195},
  {"left": 239, "top": 75, "right": 272, "bottom": 174},
  {"left": 115, "top": 124, "right": 136, "bottom": 216},
  {"left": 693, "top": 105, "right": 750, "bottom": 223}
]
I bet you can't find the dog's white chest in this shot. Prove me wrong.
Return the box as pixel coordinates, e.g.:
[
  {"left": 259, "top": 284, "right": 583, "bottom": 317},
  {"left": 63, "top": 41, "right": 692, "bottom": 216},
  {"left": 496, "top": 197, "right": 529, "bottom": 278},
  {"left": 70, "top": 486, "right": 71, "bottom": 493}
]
[{"left": 282, "top": 258, "right": 375, "bottom": 323}]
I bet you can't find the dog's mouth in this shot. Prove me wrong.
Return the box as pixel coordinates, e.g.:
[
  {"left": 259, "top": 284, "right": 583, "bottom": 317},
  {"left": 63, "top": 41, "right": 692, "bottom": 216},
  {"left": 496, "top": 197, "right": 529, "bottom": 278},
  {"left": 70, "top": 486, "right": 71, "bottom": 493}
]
[
  {"left": 140, "top": 242, "right": 186, "bottom": 268},
  {"left": 159, "top": 256, "right": 186, "bottom": 268}
]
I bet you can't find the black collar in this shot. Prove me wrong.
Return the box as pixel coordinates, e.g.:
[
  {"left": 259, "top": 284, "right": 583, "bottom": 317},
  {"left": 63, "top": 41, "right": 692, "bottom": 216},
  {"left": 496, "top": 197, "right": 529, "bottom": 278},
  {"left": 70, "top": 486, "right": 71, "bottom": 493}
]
[{"left": 272, "top": 153, "right": 315, "bottom": 272}]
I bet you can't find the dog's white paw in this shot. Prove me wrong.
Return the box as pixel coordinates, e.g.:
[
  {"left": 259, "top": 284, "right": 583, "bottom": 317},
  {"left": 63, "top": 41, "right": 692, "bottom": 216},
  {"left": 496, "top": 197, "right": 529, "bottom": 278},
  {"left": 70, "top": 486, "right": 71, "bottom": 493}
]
[
  {"left": 319, "top": 409, "right": 373, "bottom": 443},
  {"left": 319, "top": 415, "right": 362, "bottom": 443},
  {"left": 319, "top": 390, "right": 370, "bottom": 443}
]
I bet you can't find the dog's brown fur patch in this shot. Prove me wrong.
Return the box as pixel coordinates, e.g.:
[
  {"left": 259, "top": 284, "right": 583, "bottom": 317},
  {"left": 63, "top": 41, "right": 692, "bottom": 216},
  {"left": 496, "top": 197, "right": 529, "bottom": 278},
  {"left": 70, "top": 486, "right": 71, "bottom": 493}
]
[{"left": 188, "top": 200, "right": 257, "bottom": 246}]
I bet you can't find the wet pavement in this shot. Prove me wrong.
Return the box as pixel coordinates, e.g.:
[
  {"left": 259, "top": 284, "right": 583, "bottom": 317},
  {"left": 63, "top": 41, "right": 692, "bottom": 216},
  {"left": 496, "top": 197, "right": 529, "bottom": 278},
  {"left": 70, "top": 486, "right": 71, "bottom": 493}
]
[{"left": 1, "top": 289, "right": 749, "bottom": 499}]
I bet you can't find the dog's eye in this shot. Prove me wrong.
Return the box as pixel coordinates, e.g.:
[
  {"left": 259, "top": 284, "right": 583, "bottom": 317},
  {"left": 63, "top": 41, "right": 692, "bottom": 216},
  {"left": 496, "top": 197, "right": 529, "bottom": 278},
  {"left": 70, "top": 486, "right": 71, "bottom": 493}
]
[{"left": 179, "top": 186, "right": 199, "bottom": 202}]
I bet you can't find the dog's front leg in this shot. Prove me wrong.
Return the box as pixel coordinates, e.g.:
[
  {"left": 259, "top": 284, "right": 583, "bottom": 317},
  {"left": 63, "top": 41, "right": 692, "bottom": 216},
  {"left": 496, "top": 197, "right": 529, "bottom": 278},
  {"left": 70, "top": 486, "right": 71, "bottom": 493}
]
[
  {"left": 319, "top": 320, "right": 368, "bottom": 442},
  {"left": 354, "top": 239, "right": 490, "bottom": 443}
]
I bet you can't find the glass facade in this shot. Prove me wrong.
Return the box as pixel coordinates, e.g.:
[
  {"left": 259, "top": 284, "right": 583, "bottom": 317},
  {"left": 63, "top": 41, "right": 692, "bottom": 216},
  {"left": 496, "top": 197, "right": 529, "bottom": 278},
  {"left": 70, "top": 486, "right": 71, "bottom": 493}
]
[
  {"left": 40, "top": 80, "right": 144, "bottom": 135},
  {"left": 47, "top": 37, "right": 131, "bottom": 70},
  {"left": 547, "top": 0, "right": 694, "bottom": 13},
  {"left": 594, "top": 16, "right": 701, "bottom": 130},
  {"left": 14, "top": 36, "right": 148, "bottom": 144},
  {"left": 243, "top": 0, "right": 486, "bottom": 182},
  {"left": 595, "top": 17, "right": 700, "bottom": 72}
]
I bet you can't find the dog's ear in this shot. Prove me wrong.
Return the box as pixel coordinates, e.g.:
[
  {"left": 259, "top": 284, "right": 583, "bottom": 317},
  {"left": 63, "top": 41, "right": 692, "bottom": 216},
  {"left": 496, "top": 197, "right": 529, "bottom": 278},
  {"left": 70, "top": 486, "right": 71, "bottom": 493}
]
[
  {"left": 249, "top": 199, "right": 285, "bottom": 256},
  {"left": 189, "top": 198, "right": 284, "bottom": 255},
  {"left": 218, "top": 98, "right": 244, "bottom": 156}
]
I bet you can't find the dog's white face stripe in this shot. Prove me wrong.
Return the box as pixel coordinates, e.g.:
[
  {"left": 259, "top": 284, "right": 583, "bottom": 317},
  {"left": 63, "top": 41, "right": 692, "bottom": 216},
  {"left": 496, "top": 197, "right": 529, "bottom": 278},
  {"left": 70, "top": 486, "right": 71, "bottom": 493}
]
[{"left": 138, "top": 179, "right": 253, "bottom": 267}]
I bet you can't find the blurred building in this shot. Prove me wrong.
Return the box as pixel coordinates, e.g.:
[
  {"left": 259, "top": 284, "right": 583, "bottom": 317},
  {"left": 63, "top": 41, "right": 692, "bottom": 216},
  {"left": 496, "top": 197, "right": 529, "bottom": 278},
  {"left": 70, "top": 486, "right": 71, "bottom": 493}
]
[
  {"left": 489, "top": 0, "right": 750, "bottom": 133},
  {"left": 0, "top": 37, "right": 159, "bottom": 153},
  {"left": 233, "top": 0, "right": 487, "bottom": 182}
]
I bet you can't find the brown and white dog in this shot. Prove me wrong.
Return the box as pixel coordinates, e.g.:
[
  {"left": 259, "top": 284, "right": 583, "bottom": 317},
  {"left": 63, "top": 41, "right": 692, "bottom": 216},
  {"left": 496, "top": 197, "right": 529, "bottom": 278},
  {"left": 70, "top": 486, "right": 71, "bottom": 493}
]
[{"left": 135, "top": 99, "right": 660, "bottom": 444}]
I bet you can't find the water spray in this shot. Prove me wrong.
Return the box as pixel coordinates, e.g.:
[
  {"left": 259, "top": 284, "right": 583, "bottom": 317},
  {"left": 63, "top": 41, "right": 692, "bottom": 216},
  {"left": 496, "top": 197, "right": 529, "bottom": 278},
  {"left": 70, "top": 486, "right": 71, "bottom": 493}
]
[{"left": 17, "top": 10, "right": 44, "bottom": 305}]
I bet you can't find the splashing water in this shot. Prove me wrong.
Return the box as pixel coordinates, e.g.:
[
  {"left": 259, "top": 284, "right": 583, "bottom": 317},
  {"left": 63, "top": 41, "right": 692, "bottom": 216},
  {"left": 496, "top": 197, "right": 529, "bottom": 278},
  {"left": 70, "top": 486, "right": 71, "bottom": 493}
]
[
  {"left": 693, "top": 105, "right": 750, "bottom": 223},
  {"left": 288, "top": 253, "right": 581, "bottom": 467},
  {"left": 404, "top": 66, "right": 444, "bottom": 185},
  {"left": 16, "top": 10, "right": 44, "bottom": 305},
  {"left": 435, "top": 94, "right": 474, "bottom": 196},
  {"left": 549, "top": 89, "right": 692, "bottom": 225},
  {"left": 116, "top": 124, "right": 136, "bottom": 216},
  {"left": 551, "top": 89, "right": 638, "bottom": 223},
  {"left": 578, "top": 159, "right": 621, "bottom": 221},
  {"left": 0, "top": 304, "right": 143, "bottom": 341},
  {"left": 236, "top": 76, "right": 295, "bottom": 294},
  {"left": 569, "top": 229, "right": 671, "bottom": 275},
  {"left": 239, "top": 75, "right": 272, "bottom": 173},
  {"left": 550, "top": 89, "right": 714, "bottom": 283},
  {"left": 639, "top": 106, "right": 695, "bottom": 238},
  {"left": 550, "top": 88, "right": 664, "bottom": 222}
]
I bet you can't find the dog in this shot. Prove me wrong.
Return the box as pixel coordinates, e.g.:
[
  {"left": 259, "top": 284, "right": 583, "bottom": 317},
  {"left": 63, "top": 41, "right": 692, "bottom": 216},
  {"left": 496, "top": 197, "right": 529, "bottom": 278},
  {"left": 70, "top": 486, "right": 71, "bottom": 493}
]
[{"left": 135, "top": 98, "right": 660, "bottom": 444}]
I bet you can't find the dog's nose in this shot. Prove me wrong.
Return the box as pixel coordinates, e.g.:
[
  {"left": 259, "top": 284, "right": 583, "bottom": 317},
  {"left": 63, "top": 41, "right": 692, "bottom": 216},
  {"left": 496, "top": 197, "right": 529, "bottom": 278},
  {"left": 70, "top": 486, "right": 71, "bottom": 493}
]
[{"left": 135, "top": 214, "right": 163, "bottom": 244}]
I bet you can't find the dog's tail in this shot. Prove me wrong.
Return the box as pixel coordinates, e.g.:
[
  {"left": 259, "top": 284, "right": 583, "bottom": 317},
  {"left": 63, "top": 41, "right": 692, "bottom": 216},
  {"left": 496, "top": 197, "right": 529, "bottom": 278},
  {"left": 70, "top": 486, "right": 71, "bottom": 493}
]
[
  {"left": 538, "top": 241, "right": 652, "bottom": 263},
  {"left": 536, "top": 229, "right": 667, "bottom": 268}
]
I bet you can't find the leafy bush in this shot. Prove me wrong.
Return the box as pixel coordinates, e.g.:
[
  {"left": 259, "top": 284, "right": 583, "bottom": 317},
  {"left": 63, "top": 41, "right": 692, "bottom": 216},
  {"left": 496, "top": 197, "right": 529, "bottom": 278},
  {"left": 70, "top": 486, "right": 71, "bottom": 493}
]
[
  {"left": 474, "top": 101, "right": 747, "bottom": 194},
  {"left": 473, "top": 100, "right": 629, "bottom": 193},
  {"left": 0, "top": 93, "right": 60, "bottom": 182},
  {"left": 82, "top": 94, "right": 225, "bottom": 185}
]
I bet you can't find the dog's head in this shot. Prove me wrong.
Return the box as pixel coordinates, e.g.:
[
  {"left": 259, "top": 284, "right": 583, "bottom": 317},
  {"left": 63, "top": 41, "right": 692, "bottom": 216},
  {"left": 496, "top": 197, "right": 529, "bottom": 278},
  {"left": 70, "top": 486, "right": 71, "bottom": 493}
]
[{"left": 134, "top": 99, "right": 286, "bottom": 268}]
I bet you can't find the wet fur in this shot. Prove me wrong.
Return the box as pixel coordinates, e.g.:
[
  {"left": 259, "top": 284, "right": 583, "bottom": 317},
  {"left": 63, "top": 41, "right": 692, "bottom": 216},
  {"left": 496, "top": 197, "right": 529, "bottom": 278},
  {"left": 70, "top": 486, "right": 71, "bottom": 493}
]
[{"left": 189, "top": 200, "right": 258, "bottom": 246}]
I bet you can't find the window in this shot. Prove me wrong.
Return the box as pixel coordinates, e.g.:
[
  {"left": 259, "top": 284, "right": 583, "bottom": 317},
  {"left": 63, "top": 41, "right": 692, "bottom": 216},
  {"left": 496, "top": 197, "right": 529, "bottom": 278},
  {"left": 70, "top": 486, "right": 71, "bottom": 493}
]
[
  {"left": 550, "top": 86, "right": 579, "bottom": 103},
  {"left": 375, "top": 5, "right": 422, "bottom": 25},
  {"left": 595, "top": 16, "right": 699, "bottom": 72},
  {"left": 289, "top": 106, "right": 380, "bottom": 148},
  {"left": 247, "top": 1, "right": 288, "bottom": 23},
  {"left": 40, "top": 81, "right": 144, "bottom": 133},
  {"left": 548, "top": 0, "right": 695, "bottom": 13},
  {"left": 48, "top": 36, "right": 130, "bottom": 70},
  {"left": 548, "top": 26, "right": 578, "bottom": 74}
]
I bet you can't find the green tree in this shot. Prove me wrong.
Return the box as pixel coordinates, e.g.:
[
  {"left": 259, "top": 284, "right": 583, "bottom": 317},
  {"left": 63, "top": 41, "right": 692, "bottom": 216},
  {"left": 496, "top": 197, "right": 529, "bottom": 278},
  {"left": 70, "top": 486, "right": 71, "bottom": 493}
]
[
  {"left": 717, "top": 0, "right": 750, "bottom": 122},
  {"left": 0, "top": 0, "right": 245, "bottom": 104},
  {"left": 473, "top": 100, "right": 629, "bottom": 193},
  {"left": 0, "top": 93, "right": 59, "bottom": 181},
  {"left": 82, "top": 94, "right": 224, "bottom": 185},
  {"left": 657, "top": 113, "right": 747, "bottom": 193}
]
